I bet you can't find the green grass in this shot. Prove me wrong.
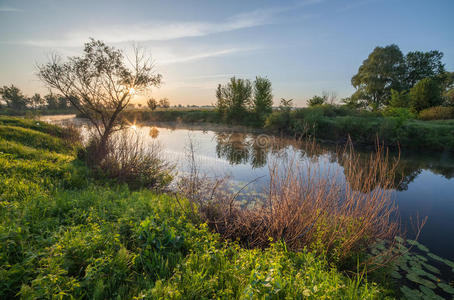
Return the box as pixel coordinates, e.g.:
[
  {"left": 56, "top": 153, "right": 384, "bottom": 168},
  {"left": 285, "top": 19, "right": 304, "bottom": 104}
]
[{"left": 0, "top": 115, "right": 389, "bottom": 299}]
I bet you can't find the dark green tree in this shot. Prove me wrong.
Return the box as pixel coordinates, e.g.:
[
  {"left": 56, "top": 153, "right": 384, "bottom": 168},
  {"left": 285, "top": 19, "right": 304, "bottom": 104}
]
[
  {"left": 404, "top": 50, "right": 445, "bottom": 88},
  {"left": 409, "top": 78, "right": 443, "bottom": 112},
  {"left": 351, "top": 44, "right": 405, "bottom": 110},
  {"left": 252, "top": 76, "right": 273, "bottom": 116},
  {"left": 0, "top": 85, "right": 30, "bottom": 110}
]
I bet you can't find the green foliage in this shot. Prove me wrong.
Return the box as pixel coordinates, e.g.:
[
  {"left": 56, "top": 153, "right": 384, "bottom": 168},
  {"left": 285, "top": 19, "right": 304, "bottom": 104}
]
[
  {"left": 351, "top": 44, "right": 406, "bottom": 109},
  {"left": 149, "top": 241, "right": 383, "bottom": 299},
  {"left": 389, "top": 89, "right": 410, "bottom": 108},
  {"left": 404, "top": 50, "right": 445, "bottom": 88},
  {"left": 216, "top": 77, "right": 252, "bottom": 121},
  {"left": 0, "top": 116, "right": 385, "bottom": 299},
  {"left": 307, "top": 95, "right": 327, "bottom": 107},
  {"left": 252, "top": 76, "right": 273, "bottom": 123},
  {"left": 382, "top": 107, "right": 415, "bottom": 120},
  {"left": 410, "top": 78, "right": 443, "bottom": 112},
  {"left": 418, "top": 106, "right": 454, "bottom": 121}
]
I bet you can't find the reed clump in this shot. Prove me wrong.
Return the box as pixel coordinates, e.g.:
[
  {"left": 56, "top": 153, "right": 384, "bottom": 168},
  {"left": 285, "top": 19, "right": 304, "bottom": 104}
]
[{"left": 183, "top": 139, "right": 401, "bottom": 265}]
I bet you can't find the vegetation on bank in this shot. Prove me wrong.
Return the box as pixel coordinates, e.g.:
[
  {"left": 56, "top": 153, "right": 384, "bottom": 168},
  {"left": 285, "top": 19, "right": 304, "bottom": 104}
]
[{"left": 0, "top": 116, "right": 391, "bottom": 298}]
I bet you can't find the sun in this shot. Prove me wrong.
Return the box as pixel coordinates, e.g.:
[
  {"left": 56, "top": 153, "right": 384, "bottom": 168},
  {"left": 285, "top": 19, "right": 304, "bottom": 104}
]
[
  {"left": 130, "top": 124, "right": 137, "bottom": 130},
  {"left": 128, "top": 87, "right": 136, "bottom": 95}
]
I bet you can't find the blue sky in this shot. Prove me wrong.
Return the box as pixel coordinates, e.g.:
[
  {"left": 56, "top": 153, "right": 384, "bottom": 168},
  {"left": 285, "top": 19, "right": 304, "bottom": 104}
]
[{"left": 1, "top": 0, "right": 453, "bottom": 106}]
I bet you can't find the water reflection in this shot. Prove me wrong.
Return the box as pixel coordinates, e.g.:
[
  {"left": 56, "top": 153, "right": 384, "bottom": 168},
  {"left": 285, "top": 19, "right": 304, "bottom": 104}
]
[{"left": 214, "top": 131, "right": 454, "bottom": 190}]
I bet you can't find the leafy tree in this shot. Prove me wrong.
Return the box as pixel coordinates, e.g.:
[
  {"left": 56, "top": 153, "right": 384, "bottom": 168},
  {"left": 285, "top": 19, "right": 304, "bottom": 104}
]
[
  {"left": 389, "top": 89, "right": 410, "bottom": 108},
  {"left": 409, "top": 78, "right": 443, "bottom": 112},
  {"left": 147, "top": 98, "right": 157, "bottom": 110},
  {"left": 159, "top": 98, "right": 170, "bottom": 108},
  {"left": 252, "top": 76, "right": 273, "bottom": 115},
  {"left": 38, "top": 39, "right": 162, "bottom": 163},
  {"left": 215, "top": 84, "right": 228, "bottom": 115},
  {"left": 215, "top": 77, "right": 252, "bottom": 119},
  {"left": 307, "top": 95, "right": 326, "bottom": 107},
  {"left": 351, "top": 44, "right": 405, "bottom": 110},
  {"left": 404, "top": 50, "right": 445, "bottom": 88},
  {"left": 0, "top": 85, "right": 30, "bottom": 110}
]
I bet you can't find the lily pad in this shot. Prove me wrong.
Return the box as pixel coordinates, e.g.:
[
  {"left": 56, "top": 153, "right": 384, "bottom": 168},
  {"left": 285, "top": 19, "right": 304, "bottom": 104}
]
[
  {"left": 421, "top": 262, "right": 441, "bottom": 275},
  {"left": 408, "top": 239, "right": 430, "bottom": 252},
  {"left": 406, "top": 273, "right": 436, "bottom": 289},
  {"left": 401, "top": 285, "right": 422, "bottom": 299},
  {"left": 437, "top": 283, "right": 454, "bottom": 294},
  {"left": 419, "top": 285, "right": 444, "bottom": 299}
]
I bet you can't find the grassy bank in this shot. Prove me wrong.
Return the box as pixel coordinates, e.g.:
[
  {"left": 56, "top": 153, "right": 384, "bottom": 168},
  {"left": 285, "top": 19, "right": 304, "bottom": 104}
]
[
  {"left": 119, "top": 107, "right": 454, "bottom": 152},
  {"left": 0, "top": 116, "right": 386, "bottom": 298}
]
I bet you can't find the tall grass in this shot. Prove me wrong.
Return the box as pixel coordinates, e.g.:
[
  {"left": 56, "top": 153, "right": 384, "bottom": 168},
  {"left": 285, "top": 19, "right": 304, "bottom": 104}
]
[{"left": 182, "top": 139, "right": 401, "bottom": 266}]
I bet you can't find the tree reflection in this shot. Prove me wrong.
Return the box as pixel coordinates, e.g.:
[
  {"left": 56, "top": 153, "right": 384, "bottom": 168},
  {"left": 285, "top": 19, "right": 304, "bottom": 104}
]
[{"left": 214, "top": 130, "right": 454, "bottom": 189}]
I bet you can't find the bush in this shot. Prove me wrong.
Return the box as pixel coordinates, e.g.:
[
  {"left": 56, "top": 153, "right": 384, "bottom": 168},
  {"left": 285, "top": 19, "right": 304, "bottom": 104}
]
[
  {"left": 382, "top": 107, "right": 416, "bottom": 123},
  {"left": 409, "top": 78, "right": 443, "bottom": 112},
  {"left": 418, "top": 106, "right": 454, "bottom": 120},
  {"left": 90, "top": 129, "right": 173, "bottom": 190}
]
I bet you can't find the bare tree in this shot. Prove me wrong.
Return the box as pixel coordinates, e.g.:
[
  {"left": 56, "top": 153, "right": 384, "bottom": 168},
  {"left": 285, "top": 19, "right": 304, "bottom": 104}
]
[{"left": 37, "top": 38, "right": 162, "bottom": 162}]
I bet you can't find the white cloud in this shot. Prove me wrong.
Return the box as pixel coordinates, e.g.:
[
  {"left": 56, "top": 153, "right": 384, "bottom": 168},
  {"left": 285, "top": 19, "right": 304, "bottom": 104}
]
[
  {"left": 16, "top": 0, "right": 323, "bottom": 47},
  {"left": 158, "top": 47, "right": 257, "bottom": 65}
]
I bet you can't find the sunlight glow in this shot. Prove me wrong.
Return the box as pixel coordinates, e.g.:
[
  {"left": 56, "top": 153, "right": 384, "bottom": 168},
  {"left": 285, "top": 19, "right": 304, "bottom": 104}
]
[
  {"left": 128, "top": 87, "right": 136, "bottom": 95},
  {"left": 130, "top": 124, "right": 137, "bottom": 130}
]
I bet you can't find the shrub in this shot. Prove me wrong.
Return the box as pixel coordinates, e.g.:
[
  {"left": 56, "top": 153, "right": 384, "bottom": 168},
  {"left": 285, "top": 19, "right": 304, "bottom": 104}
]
[
  {"left": 91, "top": 129, "right": 173, "bottom": 190},
  {"left": 382, "top": 107, "right": 416, "bottom": 122},
  {"left": 409, "top": 78, "right": 443, "bottom": 112},
  {"left": 418, "top": 106, "right": 454, "bottom": 120}
]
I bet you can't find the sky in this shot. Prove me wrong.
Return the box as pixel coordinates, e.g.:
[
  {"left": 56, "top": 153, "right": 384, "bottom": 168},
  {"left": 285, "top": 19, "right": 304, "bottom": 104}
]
[{"left": 1, "top": 0, "right": 453, "bottom": 107}]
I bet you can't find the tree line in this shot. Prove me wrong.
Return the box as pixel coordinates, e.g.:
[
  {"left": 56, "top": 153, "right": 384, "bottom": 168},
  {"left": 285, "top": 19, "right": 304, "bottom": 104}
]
[{"left": 0, "top": 84, "right": 76, "bottom": 111}]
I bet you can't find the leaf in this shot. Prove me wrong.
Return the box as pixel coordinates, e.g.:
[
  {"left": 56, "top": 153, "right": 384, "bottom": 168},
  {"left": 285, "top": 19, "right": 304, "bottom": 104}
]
[{"left": 437, "top": 283, "right": 454, "bottom": 295}]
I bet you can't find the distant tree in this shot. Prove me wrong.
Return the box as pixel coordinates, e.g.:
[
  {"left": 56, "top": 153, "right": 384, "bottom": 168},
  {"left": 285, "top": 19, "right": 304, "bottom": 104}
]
[
  {"left": 351, "top": 45, "right": 406, "bottom": 110},
  {"left": 307, "top": 95, "right": 326, "bottom": 107},
  {"left": 389, "top": 89, "right": 410, "bottom": 108},
  {"left": 137, "top": 103, "right": 142, "bottom": 108},
  {"left": 38, "top": 39, "right": 162, "bottom": 163},
  {"left": 45, "top": 94, "right": 59, "bottom": 110},
  {"left": 279, "top": 98, "right": 293, "bottom": 112},
  {"left": 30, "top": 93, "right": 45, "bottom": 109},
  {"left": 57, "top": 96, "right": 70, "bottom": 109},
  {"left": 252, "top": 76, "right": 273, "bottom": 116},
  {"left": 409, "top": 78, "right": 443, "bottom": 112},
  {"left": 0, "top": 85, "right": 30, "bottom": 110},
  {"left": 147, "top": 98, "right": 158, "bottom": 110},
  {"left": 404, "top": 50, "right": 445, "bottom": 88},
  {"left": 159, "top": 98, "right": 170, "bottom": 108}
]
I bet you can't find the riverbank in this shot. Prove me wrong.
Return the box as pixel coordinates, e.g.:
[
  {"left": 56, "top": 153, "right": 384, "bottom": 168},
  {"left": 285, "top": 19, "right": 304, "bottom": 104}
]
[
  {"left": 0, "top": 116, "right": 388, "bottom": 298},
  {"left": 119, "top": 107, "right": 454, "bottom": 153}
]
